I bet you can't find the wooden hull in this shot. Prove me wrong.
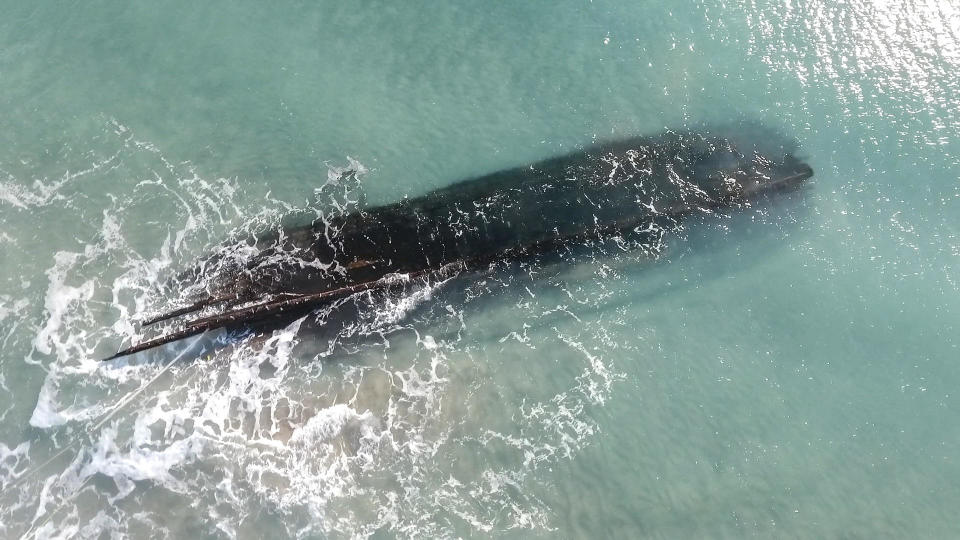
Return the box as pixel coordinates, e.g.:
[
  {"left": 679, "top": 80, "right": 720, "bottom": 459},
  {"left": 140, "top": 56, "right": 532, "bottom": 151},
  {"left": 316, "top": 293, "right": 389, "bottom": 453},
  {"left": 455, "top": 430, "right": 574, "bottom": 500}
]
[{"left": 105, "top": 130, "right": 812, "bottom": 360}]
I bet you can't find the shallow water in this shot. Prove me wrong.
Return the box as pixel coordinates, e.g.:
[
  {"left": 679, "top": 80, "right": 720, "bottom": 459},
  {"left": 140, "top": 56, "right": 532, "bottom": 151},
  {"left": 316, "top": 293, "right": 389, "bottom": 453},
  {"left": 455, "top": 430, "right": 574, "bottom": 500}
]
[{"left": 0, "top": 1, "right": 958, "bottom": 538}]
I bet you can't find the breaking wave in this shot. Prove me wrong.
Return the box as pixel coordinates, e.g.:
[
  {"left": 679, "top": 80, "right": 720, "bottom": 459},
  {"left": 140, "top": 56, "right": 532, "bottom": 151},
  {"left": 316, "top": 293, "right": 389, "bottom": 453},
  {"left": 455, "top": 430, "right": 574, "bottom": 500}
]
[{"left": 1, "top": 121, "right": 631, "bottom": 539}]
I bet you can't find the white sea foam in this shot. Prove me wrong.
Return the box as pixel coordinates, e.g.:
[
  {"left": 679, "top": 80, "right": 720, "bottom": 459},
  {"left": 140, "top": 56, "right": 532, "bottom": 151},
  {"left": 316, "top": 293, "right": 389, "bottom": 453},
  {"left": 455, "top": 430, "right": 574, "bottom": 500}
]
[
  {"left": 82, "top": 424, "right": 204, "bottom": 502},
  {"left": 288, "top": 404, "right": 378, "bottom": 447},
  {"left": 32, "top": 252, "right": 94, "bottom": 358},
  {"left": 7, "top": 121, "right": 628, "bottom": 539},
  {"left": 0, "top": 148, "right": 122, "bottom": 209},
  {"left": 0, "top": 296, "right": 28, "bottom": 323},
  {"left": 0, "top": 441, "right": 31, "bottom": 489}
]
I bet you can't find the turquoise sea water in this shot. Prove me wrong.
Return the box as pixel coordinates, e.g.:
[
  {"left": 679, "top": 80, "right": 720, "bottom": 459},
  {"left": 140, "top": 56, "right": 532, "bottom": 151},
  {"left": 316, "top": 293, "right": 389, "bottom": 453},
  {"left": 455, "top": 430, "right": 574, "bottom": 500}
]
[{"left": 0, "top": 1, "right": 957, "bottom": 538}]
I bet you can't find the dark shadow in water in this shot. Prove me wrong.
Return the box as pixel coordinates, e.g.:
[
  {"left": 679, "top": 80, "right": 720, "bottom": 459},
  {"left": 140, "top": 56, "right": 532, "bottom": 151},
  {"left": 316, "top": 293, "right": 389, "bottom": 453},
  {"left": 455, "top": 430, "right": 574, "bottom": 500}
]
[{"left": 100, "top": 123, "right": 814, "bottom": 366}]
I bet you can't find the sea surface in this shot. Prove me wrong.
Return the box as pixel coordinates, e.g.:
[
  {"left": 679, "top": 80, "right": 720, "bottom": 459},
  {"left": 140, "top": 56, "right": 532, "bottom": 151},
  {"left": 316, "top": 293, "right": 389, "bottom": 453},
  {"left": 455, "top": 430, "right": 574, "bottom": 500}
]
[{"left": 1, "top": 1, "right": 958, "bottom": 538}]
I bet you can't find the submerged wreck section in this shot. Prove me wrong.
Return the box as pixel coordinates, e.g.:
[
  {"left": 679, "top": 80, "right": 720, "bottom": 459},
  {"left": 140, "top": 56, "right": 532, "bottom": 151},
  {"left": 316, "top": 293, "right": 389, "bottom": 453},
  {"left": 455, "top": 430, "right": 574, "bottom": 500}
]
[{"left": 105, "top": 130, "right": 813, "bottom": 360}]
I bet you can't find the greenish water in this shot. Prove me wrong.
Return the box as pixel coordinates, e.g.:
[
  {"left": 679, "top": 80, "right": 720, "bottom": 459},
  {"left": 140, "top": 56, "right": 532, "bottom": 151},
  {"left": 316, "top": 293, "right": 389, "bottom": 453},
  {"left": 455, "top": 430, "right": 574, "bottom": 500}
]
[{"left": 0, "top": 1, "right": 957, "bottom": 538}]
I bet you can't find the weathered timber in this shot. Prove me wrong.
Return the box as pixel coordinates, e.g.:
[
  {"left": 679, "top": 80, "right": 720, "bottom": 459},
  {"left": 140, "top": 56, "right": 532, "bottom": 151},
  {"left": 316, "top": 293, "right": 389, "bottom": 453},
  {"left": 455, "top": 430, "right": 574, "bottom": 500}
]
[{"left": 104, "top": 129, "right": 813, "bottom": 360}]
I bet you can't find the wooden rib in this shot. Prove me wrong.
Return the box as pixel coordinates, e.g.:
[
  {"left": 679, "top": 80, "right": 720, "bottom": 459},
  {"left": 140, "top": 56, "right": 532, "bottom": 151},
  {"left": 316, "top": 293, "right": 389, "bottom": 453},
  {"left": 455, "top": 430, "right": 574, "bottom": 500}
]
[
  {"left": 139, "top": 294, "right": 232, "bottom": 326},
  {"left": 140, "top": 290, "right": 306, "bottom": 327}
]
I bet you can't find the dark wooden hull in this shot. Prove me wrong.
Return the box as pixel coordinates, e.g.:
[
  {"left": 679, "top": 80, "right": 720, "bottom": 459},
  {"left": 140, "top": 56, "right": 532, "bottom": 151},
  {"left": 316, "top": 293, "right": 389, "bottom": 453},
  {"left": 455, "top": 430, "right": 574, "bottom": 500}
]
[{"left": 105, "top": 130, "right": 812, "bottom": 360}]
